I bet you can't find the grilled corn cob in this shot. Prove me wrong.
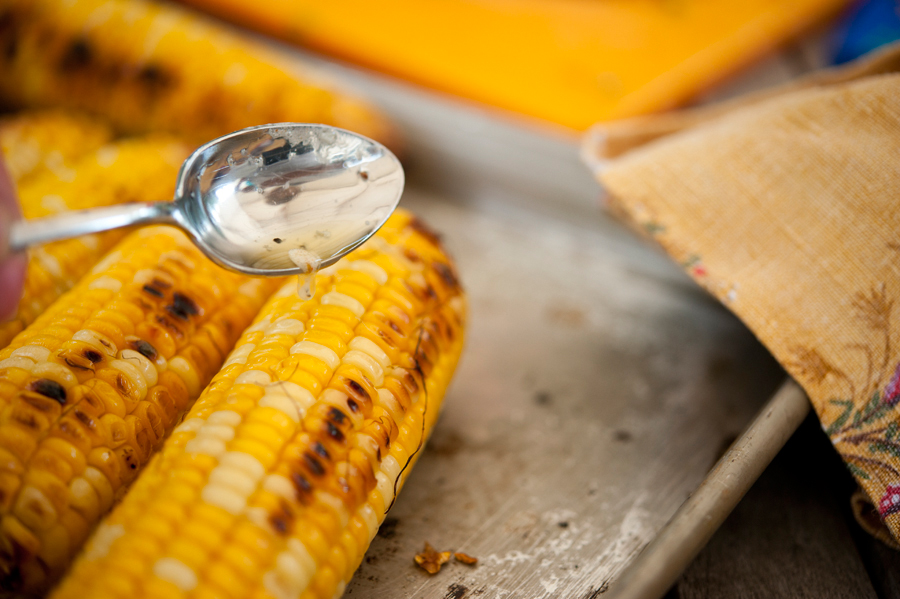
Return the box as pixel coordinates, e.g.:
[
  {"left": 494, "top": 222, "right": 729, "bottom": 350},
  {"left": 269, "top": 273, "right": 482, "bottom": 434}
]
[
  {"left": 0, "top": 0, "right": 396, "bottom": 148},
  {"left": 52, "top": 209, "right": 466, "bottom": 599},
  {"left": 0, "top": 226, "right": 283, "bottom": 593},
  {"left": 0, "top": 136, "right": 190, "bottom": 348},
  {"left": 0, "top": 110, "right": 113, "bottom": 185}
]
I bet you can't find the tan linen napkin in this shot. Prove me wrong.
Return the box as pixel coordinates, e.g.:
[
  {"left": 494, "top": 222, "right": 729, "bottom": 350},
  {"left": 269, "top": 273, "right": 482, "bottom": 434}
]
[{"left": 585, "top": 71, "right": 900, "bottom": 545}]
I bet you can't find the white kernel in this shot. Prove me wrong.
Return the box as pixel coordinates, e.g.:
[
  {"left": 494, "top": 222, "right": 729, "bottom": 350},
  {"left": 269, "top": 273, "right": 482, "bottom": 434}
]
[
  {"left": 262, "top": 570, "right": 299, "bottom": 599},
  {"left": 81, "top": 523, "right": 125, "bottom": 562},
  {"left": 196, "top": 424, "right": 235, "bottom": 442},
  {"left": 88, "top": 276, "right": 122, "bottom": 292},
  {"left": 11, "top": 345, "right": 51, "bottom": 363},
  {"left": 237, "top": 279, "right": 267, "bottom": 299},
  {"left": 259, "top": 393, "right": 300, "bottom": 422},
  {"left": 168, "top": 356, "right": 200, "bottom": 397},
  {"left": 319, "top": 389, "right": 363, "bottom": 410},
  {"left": 95, "top": 144, "right": 119, "bottom": 168},
  {"left": 72, "top": 329, "right": 117, "bottom": 357},
  {"left": 80, "top": 234, "right": 99, "bottom": 251},
  {"left": 184, "top": 437, "right": 226, "bottom": 457},
  {"left": 273, "top": 279, "right": 299, "bottom": 298},
  {"left": 331, "top": 581, "right": 347, "bottom": 599},
  {"left": 286, "top": 538, "right": 317, "bottom": 578},
  {"left": 201, "top": 485, "right": 246, "bottom": 515},
  {"left": 132, "top": 269, "right": 174, "bottom": 288},
  {"left": 342, "top": 350, "right": 384, "bottom": 387},
  {"left": 207, "top": 410, "right": 242, "bottom": 426},
  {"left": 153, "top": 557, "right": 198, "bottom": 591},
  {"left": 276, "top": 550, "right": 311, "bottom": 592},
  {"left": 247, "top": 315, "right": 273, "bottom": 333},
  {"left": 289, "top": 341, "right": 339, "bottom": 371},
  {"left": 30, "top": 362, "right": 77, "bottom": 390},
  {"left": 208, "top": 467, "right": 257, "bottom": 495},
  {"left": 159, "top": 250, "right": 195, "bottom": 270},
  {"left": 244, "top": 506, "right": 270, "bottom": 530},
  {"left": 266, "top": 318, "right": 304, "bottom": 337},
  {"left": 407, "top": 271, "right": 428, "bottom": 291},
  {"left": 109, "top": 359, "right": 149, "bottom": 401},
  {"left": 224, "top": 343, "right": 255, "bottom": 366},
  {"left": 91, "top": 250, "right": 123, "bottom": 275},
  {"left": 117, "top": 349, "right": 158, "bottom": 387},
  {"left": 218, "top": 452, "right": 265, "bottom": 479},
  {"left": 317, "top": 264, "right": 339, "bottom": 277},
  {"left": 15, "top": 486, "right": 57, "bottom": 531},
  {"left": 381, "top": 455, "right": 401, "bottom": 481},
  {"left": 321, "top": 291, "right": 365, "bottom": 318},
  {"left": 348, "top": 260, "right": 388, "bottom": 285},
  {"left": 262, "top": 474, "right": 295, "bottom": 500},
  {"left": 32, "top": 248, "right": 62, "bottom": 278},
  {"left": 223, "top": 62, "right": 248, "bottom": 86},
  {"left": 40, "top": 194, "right": 68, "bottom": 213},
  {"left": 348, "top": 337, "right": 390, "bottom": 369},
  {"left": 375, "top": 471, "right": 394, "bottom": 507},
  {"left": 264, "top": 381, "right": 315, "bottom": 412},
  {"left": 376, "top": 389, "right": 404, "bottom": 422},
  {"left": 315, "top": 491, "right": 349, "bottom": 527},
  {"left": 359, "top": 504, "right": 380, "bottom": 543},
  {"left": 235, "top": 369, "right": 272, "bottom": 386},
  {"left": 174, "top": 418, "right": 204, "bottom": 435},
  {"left": 0, "top": 356, "right": 35, "bottom": 371},
  {"left": 82, "top": 467, "right": 114, "bottom": 511}
]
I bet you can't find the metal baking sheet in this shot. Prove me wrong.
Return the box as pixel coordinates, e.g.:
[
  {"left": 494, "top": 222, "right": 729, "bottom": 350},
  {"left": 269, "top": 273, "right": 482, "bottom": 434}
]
[
  {"left": 343, "top": 186, "right": 784, "bottom": 598},
  {"left": 233, "top": 27, "right": 802, "bottom": 598}
]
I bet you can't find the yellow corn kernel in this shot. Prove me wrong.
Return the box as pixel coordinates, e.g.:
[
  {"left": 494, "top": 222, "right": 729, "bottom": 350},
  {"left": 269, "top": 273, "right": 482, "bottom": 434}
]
[
  {"left": 0, "top": 136, "right": 192, "bottom": 348},
  {"left": 52, "top": 210, "right": 466, "bottom": 599},
  {"left": 0, "top": 0, "right": 396, "bottom": 147},
  {"left": 0, "top": 109, "right": 113, "bottom": 183},
  {"left": 0, "top": 228, "right": 282, "bottom": 594}
]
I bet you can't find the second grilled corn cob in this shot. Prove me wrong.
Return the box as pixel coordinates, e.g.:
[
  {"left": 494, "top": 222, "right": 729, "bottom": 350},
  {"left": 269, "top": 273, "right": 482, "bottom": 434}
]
[
  {"left": 0, "top": 0, "right": 396, "bottom": 148},
  {"left": 0, "top": 135, "right": 190, "bottom": 348},
  {"left": 52, "top": 209, "right": 466, "bottom": 599},
  {"left": 0, "top": 110, "right": 113, "bottom": 185},
  {"left": 0, "top": 226, "right": 282, "bottom": 593}
]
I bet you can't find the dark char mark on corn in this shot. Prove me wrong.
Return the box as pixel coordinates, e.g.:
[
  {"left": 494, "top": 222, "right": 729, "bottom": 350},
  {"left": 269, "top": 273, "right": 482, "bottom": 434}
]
[{"left": 28, "top": 379, "right": 66, "bottom": 404}]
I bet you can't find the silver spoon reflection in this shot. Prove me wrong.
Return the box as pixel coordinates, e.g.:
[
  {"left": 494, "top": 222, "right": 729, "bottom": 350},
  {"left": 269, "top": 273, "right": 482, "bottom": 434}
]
[{"left": 7, "top": 123, "right": 404, "bottom": 276}]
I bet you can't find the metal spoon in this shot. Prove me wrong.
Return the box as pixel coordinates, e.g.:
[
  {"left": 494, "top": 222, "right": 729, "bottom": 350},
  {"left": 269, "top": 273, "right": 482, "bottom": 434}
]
[{"left": 8, "top": 123, "right": 404, "bottom": 276}]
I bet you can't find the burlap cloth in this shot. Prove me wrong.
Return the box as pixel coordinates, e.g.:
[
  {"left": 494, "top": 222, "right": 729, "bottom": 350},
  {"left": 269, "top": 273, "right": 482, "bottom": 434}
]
[{"left": 583, "top": 43, "right": 900, "bottom": 547}]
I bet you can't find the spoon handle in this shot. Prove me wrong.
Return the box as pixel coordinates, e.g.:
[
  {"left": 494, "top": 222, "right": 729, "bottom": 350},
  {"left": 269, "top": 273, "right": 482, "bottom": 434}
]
[{"left": 8, "top": 202, "right": 178, "bottom": 253}]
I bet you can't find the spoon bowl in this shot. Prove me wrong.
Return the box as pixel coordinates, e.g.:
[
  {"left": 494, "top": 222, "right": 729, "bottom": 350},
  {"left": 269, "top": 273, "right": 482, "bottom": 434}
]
[{"left": 8, "top": 124, "right": 404, "bottom": 276}]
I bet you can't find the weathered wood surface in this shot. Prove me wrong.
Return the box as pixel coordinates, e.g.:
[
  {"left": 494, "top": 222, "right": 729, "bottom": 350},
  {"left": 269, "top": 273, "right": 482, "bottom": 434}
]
[
  {"left": 673, "top": 415, "right": 892, "bottom": 599},
  {"left": 853, "top": 528, "right": 900, "bottom": 599}
]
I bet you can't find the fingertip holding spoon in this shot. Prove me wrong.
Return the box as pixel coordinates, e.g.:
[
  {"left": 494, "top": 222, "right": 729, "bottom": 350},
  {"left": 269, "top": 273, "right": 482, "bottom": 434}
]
[{"left": 8, "top": 123, "right": 404, "bottom": 276}]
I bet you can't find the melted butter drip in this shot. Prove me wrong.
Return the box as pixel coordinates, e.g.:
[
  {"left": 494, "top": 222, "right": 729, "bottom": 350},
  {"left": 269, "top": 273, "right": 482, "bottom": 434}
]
[
  {"left": 296, "top": 272, "right": 317, "bottom": 300},
  {"left": 289, "top": 248, "right": 320, "bottom": 301}
]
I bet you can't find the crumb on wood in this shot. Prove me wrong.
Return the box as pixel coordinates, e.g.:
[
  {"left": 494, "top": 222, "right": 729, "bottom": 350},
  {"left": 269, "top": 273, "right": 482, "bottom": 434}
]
[
  {"left": 414, "top": 542, "right": 452, "bottom": 574},
  {"left": 454, "top": 551, "right": 478, "bottom": 565}
]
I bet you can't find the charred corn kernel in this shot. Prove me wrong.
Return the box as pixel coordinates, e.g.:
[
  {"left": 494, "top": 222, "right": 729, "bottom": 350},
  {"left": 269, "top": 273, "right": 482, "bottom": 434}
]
[
  {"left": 53, "top": 209, "right": 465, "bottom": 599},
  {"left": 0, "top": 136, "right": 191, "bottom": 348},
  {"left": 0, "top": 109, "right": 113, "bottom": 184},
  {"left": 0, "top": 227, "right": 281, "bottom": 594},
  {"left": 0, "top": 0, "right": 396, "bottom": 148}
]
